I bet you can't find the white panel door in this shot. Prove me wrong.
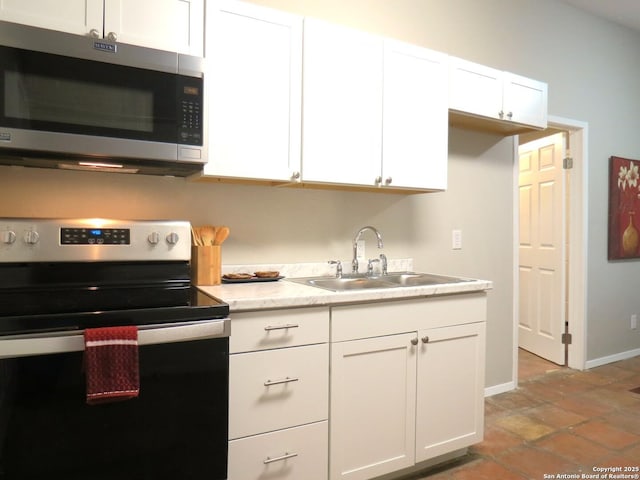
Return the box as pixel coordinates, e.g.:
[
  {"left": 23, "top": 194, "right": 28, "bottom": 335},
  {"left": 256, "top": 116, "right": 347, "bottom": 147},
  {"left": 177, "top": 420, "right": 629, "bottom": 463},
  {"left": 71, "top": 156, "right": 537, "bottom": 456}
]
[
  {"left": 104, "top": 0, "right": 203, "bottom": 54},
  {"left": 382, "top": 40, "right": 448, "bottom": 190},
  {"left": 448, "top": 57, "right": 502, "bottom": 121},
  {"left": 302, "top": 18, "right": 383, "bottom": 186},
  {"left": 503, "top": 73, "right": 548, "bottom": 129},
  {"left": 204, "top": 0, "right": 302, "bottom": 181},
  {"left": 0, "top": 0, "right": 103, "bottom": 36},
  {"left": 330, "top": 333, "right": 416, "bottom": 480},
  {"left": 518, "top": 133, "right": 566, "bottom": 365},
  {"left": 415, "top": 322, "right": 485, "bottom": 462}
]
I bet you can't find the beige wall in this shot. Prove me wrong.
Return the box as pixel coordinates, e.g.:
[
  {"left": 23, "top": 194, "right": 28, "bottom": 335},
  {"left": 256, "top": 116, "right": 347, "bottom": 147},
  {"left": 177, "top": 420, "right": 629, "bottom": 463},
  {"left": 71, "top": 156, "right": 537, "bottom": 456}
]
[{"left": 3, "top": 0, "right": 640, "bottom": 388}]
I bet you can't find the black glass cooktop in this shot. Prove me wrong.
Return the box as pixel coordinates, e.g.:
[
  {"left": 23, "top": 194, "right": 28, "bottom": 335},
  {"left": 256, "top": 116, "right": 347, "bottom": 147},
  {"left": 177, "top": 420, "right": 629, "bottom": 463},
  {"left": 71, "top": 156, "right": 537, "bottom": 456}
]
[{"left": 0, "top": 286, "right": 228, "bottom": 336}]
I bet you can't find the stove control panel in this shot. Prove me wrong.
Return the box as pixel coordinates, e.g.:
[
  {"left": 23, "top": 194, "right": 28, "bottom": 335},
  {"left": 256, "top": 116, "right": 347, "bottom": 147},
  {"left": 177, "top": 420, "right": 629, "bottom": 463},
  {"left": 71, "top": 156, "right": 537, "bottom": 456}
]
[
  {"left": 61, "top": 227, "right": 131, "bottom": 245},
  {"left": 0, "top": 218, "right": 191, "bottom": 263}
]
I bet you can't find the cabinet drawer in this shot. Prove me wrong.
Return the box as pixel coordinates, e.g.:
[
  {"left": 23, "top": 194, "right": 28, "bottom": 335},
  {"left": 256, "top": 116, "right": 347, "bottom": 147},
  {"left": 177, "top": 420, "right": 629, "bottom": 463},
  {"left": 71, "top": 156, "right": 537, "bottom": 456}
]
[
  {"left": 228, "top": 421, "right": 328, "bottom": 480},
  {"left": 230, "top": 307, "right": 329, "bottom": 353},
  {"left": 229, "top": 343, "right": 329, "bottom": 439}
]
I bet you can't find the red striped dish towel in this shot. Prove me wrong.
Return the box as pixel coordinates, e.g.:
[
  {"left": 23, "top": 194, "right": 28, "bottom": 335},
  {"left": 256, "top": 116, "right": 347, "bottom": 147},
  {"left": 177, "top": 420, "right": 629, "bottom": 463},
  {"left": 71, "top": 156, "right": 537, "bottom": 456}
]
[{"left": 84, "top": 326, "right": 140, "bottom": 405}]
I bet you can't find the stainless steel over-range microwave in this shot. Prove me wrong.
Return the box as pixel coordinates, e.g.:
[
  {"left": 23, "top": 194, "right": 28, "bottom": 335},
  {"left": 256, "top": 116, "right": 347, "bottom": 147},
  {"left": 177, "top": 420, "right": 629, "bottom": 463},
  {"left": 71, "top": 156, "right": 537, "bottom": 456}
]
[{"left": 0, "top": 21, "right": 205, "bottom": 176}]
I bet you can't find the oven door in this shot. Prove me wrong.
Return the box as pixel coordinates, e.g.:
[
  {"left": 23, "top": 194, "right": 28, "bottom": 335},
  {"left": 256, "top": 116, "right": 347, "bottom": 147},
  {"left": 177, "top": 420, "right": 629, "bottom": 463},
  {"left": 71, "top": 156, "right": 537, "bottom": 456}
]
[{"left": 0, "top": 319, "right": 229, "bottom": 480}]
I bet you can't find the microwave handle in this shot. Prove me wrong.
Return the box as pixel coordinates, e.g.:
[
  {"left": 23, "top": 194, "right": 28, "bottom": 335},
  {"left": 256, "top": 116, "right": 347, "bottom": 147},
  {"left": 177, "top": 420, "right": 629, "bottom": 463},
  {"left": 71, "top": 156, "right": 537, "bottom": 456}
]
[{"left": 0, "top": 318, "right": 229, "bottom": 359}]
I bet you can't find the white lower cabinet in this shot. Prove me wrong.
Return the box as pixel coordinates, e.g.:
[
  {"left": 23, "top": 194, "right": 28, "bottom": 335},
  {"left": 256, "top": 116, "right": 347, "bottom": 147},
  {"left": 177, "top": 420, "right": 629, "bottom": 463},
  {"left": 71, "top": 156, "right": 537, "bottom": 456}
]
[
  {"left": 228, "top": 421, "right": 328, "bottom": 480},
  {"left": 329, "top": 294, "right": 487, "bottom": 480},
  {"left": 227, "top": 295, "right": 487, "bottom": 480},
  {"left": 229, "top": 343, "right": 329, "bottom": 440},
  {"left": 227, "top": 307, "right": 330, "bottom": 480},
  {"left": 330, "top": 333, "right": 417, "bottom": 480},
  {"left": 415, "top": 322, "right": 486, "bottom": 462}
]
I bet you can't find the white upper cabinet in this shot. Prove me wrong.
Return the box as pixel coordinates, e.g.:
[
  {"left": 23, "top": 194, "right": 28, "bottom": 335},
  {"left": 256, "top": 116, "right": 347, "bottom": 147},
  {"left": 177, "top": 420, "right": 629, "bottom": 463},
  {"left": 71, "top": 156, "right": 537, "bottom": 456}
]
[
  {"left": 302, "top": 20, "right": 448, "bottom": 191},
  {"left": 383, "top": 40, "right": 448, "bottom": 190},
  {"left": 0, "top": 0, "right": 104, "bottom": 37},
  {"left": 302, "top": 18, "right": 384, "bottom": 187},
  {"left": 448, "top": 57, "right": 547, "bottom": 133},
  {"left": 502, "top": 71, "right": 548, "bottom": 128},
  {"left": 0, "top": 0, "right": 204, "bottom": 55},
  {"left": 104, "top": 0, "right": 204, "bottom": 56},
  {"left": 203, "top": 0, "right": 303, "bottom": 182}
]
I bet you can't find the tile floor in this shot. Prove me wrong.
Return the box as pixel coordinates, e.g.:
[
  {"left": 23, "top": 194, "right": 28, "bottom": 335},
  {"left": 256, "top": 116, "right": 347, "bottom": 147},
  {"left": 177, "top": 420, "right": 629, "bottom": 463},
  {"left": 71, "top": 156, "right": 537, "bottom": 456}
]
[{"left": 411, "top": 349, "right": 640, "bottom": 480}]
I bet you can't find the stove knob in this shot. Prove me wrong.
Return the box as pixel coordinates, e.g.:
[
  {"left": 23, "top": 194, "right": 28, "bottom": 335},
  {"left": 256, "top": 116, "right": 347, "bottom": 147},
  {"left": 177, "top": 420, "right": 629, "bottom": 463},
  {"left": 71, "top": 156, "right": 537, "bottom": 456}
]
[
  {"left": 148, "top": 232, "right": 160, "bottom": 245},
  {"left": 2, "top": 230, "right": 16, "bottom": 244},
  {"left": 24, "top": 230, "right": 40, "bottom": 245},
  {"left": 166, "top": 232, "right": 180, "bottom": 245}
]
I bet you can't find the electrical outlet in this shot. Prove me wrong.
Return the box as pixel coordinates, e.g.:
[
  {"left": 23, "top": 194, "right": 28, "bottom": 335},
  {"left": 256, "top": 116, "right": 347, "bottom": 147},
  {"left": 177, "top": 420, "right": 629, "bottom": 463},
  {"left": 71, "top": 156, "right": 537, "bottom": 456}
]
[
  {"left": 632, "top": 314, "right": 638, "bottom": 330},
  {"left": 452, "top": 230, "right": 462, "bottom": 250}
]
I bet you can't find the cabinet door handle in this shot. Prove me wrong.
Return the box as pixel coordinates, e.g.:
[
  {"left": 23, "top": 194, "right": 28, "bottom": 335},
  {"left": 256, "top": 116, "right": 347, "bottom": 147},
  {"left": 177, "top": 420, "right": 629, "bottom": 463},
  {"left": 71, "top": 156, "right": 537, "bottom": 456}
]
[
  {"left": 264, "top": 376, "right": 299, "bottom": 386},
  {"left": 422, "top": 336, "right": 430, "bottom": 344},
  {"left": 411, "top": 338, "right": 418, "bottom": 346},
  {"left": 264, "top": 323, "right": 299, "bottom": 331},
  {"left": 263, "top": 452, "right": 298, "bottom": 464}
]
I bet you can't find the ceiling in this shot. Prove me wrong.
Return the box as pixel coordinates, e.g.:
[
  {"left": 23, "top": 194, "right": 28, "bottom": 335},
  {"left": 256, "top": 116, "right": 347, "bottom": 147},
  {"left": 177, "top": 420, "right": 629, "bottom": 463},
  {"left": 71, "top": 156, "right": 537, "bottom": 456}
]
[{"left": 561, "top": 0, "right": 640, "bottom": 32}]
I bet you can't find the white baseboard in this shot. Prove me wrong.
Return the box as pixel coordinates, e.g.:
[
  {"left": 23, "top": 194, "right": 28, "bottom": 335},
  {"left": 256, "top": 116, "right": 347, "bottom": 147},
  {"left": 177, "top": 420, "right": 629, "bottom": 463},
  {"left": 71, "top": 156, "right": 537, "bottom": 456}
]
[
  {"left": 584, "top": 348, "right": 640, "bottom": 369},
  {"left": 484, "top": 380, "right": 516, "bottom": 397}
]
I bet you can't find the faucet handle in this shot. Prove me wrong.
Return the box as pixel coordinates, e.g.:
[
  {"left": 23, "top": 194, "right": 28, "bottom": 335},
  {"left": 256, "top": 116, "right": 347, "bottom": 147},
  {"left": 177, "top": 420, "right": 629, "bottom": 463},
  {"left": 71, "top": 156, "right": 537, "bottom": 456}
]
[
  {"left": 379, "top": 253, "right": 388, "bottom": 275},
  {"left": 367, "top": 258, "right": 380, "bottom": 276},
  {"left": 328, "top": 260, "right": 343, "bottom": 277}
]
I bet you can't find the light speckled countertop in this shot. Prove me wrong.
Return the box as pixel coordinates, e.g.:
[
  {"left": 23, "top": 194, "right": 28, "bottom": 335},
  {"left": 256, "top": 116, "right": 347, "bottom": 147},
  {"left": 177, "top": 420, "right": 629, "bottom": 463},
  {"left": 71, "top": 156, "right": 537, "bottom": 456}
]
[{"left": 197, "top": 261, "right": 493, "bottom": 312}]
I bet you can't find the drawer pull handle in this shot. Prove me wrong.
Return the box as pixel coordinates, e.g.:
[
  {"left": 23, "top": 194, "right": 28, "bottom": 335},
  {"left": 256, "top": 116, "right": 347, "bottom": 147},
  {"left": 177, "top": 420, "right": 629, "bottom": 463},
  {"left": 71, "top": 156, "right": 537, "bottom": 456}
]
[
  {"left": 264, "top": 376, "right": 299, "bottom": 386},
  {"left": 263, "top": 452, "right": 298, "bottom": 464},
  {"left": 264, "top": 323, "right": 300, "bottom": 331}
]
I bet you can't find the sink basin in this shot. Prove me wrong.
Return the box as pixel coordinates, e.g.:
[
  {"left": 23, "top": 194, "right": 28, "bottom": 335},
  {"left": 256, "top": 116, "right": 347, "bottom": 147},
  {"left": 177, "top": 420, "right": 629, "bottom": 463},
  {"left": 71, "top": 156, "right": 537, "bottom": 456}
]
[
  {"left": 305, "top": 276, "right": 397, "bottom": 291},
  {"left": 383, "top": 272, "right": 472, "bottom": 287},
  {"left": 287, "top": 272, "right": 472, "bottom": 292}
]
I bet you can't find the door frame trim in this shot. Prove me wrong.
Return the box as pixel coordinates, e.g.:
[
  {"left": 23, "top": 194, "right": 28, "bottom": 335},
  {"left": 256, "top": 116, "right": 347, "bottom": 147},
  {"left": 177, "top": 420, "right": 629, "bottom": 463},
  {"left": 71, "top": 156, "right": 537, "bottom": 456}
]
[{"left": 513, "top": 115, "right": 588, "bottom": 386}]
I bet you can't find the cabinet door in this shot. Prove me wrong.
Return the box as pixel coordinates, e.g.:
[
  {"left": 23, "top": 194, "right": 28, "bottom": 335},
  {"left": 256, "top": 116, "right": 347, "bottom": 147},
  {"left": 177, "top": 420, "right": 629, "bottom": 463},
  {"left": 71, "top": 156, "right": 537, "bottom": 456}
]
[
  {"left": 330, "top": 333, "right": 416, "bottom": 480},
  {"left": 204, "top": 0, "right": 302, "bottom": 181},
  {"left": 448, "top": 57, "right": 503, "bottom": 121},
  {"left": 383, "top": 40, "right": 448, "bottom": 190},
  {"left": 104, "top": 0, "right": 203, "bottom": 55},
  {"left": 503, "top": 72, "right": 548, "bottom": 128},
  {"left": 228, "top": 421, "right": 328, "bottom": 480},
  {"left": 0, "top": 0, "right": 103, "bottom": 37},
  {"left": 415, "top": 322, "right": 486, "bottom": 462},
  {"left": 229, "top": 343, "right": 328, "bottom": 440},
  {"left": 302, "top": 18, "right": 383, "bottom": 187}
]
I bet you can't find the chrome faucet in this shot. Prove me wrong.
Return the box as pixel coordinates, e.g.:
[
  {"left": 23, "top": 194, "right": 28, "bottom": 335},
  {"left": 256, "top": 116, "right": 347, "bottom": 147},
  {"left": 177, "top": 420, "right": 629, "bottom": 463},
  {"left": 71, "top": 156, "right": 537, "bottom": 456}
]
[{"left": 352, "top": 226, "right": 383, "bottom": 274}]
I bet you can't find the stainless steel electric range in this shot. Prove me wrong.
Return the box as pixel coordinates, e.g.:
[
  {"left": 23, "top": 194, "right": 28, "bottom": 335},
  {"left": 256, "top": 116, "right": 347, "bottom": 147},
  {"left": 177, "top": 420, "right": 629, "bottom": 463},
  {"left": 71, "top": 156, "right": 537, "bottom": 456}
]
[{"left": 0, "top": 218, "right": 230, "bottom": 480}]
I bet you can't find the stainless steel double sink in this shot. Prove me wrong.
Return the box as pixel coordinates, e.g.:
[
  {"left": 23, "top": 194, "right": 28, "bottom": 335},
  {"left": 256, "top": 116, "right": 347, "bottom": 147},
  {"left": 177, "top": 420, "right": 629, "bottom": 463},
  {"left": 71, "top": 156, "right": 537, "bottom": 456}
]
[{"left": 287, "top": 272, "right": 472, "bottom": 292}]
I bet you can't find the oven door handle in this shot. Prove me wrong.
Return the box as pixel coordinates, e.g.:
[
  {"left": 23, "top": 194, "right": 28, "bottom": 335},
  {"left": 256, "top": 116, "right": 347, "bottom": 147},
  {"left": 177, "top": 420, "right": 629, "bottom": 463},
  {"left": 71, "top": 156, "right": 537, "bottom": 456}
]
[{"left": 0, "top": 318, "right": 230, "bottom": 359}]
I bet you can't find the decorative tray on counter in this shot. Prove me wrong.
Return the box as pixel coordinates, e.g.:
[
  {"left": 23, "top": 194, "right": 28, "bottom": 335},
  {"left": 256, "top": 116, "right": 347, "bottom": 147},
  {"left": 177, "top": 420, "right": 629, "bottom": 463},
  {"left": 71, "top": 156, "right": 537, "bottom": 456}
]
[{"left": 222, "top": 272, "right": 284, "bottom": 284}]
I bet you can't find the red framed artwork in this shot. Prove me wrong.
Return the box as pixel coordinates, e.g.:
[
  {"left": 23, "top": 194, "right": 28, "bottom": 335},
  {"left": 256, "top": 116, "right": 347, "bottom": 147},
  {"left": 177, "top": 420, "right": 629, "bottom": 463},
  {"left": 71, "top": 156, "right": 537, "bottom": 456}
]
[{"left": 609, "top": 156, "right": 640, "bottom": 260}]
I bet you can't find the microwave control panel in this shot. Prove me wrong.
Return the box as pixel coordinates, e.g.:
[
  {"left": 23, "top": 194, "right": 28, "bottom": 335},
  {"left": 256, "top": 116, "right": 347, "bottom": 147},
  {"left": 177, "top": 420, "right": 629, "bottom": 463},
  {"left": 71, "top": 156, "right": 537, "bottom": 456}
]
[{"left": 178, "top": 78, "right": 203, "bottom": 146}]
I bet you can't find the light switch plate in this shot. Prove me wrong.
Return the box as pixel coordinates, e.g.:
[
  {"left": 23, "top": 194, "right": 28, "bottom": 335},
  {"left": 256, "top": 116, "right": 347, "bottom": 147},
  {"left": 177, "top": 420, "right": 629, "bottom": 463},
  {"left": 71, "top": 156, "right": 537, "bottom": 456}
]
[{"left": 452, "top": 230, "right": 462, "bottom": 250}]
